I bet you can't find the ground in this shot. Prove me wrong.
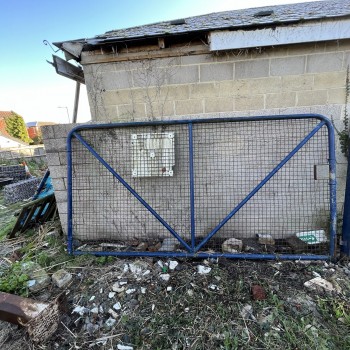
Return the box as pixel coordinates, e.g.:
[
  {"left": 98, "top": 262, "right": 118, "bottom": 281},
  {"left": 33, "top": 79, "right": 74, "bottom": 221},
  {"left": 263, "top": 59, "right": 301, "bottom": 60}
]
[{"left": 0, "top": 222, "right": 350, "bottom": 350}]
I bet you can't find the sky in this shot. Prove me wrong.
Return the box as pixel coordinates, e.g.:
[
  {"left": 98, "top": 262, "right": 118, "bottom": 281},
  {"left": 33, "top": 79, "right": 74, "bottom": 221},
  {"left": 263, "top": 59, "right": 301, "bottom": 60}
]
[{"left": 0, "top": 0, "right": 322, "bottom": 124}]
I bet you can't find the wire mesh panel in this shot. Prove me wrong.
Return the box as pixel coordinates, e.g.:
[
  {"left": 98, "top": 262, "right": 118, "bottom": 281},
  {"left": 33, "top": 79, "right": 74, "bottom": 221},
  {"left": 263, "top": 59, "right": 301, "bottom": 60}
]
[{"left": 67, "top": 115, "right": 336, "bottom": 259}]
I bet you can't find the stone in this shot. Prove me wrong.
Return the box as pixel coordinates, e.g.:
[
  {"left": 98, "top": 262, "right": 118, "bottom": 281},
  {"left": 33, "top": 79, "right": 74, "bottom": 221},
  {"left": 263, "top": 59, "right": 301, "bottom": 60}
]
[
  {"left": 117, "top": 345, "right": 133, "bottom": 350},
  {"left": 197, "top": 265, "right": 211, "bottom": 274},
  {"left": 159, "top": 274, "right": 170, "bottom": 282},
  {"left": 148, "top": 242, "right": 161, "bottom": 252},
  {"left": 168, "top": 260, "right": 179, "bottom": 270},
  {"left": 285, "top": 235, "right": 308, "bottom": 253},
  {"left": 240, "top": 304, "right": 256, "bottom": 321},
  {"left": 21, "top": 261, "right": 50, "bottom": 293},
  {"left": 251, "top": 285, "right": 267, "bottom": 301},
  {"left": 72, "top": 306, "right": 90, "bottom": 316},
  {"left": 304, "top": 277, "right": 334, "bottom": 293},
  {"left": 135, "top": 242, "right": 148, "bottom": 251},
  {"left": 222, "top": 238, "right": 243, "bottom": 253},
  {"left": 52, "top": 269, "right": 72, "bottom": 288},
  {"left": 113, "top": 302, "right": 122, "bottom": 311},
  {"left": 108, "top": 292, "right": 116, "bottom": 298},
  {"left": 105, "top": 317, "right": 116, "bottom": 327},
  {"left": 158, "top": 238, "right": 179, "bottom": 252},
  {"left": 256, "top": 233, "right": 275, "bottom": 245}
]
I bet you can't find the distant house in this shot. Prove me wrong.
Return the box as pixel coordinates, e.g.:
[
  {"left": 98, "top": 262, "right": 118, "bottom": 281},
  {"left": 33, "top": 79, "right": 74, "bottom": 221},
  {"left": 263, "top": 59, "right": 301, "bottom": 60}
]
[
  {"left": 26, "top": 121, "right": 57, "bottom": 140},
  {"left": 0, "top": 111, "right": 14, "bottom": 135},
  {"left": 0, "top": 132, "right": 28, "bottom": 149}
]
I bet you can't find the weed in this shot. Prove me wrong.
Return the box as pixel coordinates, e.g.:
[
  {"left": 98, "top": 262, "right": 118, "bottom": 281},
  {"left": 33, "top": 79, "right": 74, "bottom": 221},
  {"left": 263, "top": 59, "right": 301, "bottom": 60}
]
[{"left": 0, "top": 261, "right": 29, "bottom": 296}]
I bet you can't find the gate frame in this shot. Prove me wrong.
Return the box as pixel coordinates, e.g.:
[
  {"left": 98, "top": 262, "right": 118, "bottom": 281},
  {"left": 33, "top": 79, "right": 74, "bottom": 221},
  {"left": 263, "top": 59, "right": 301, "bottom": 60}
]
[{"left": 66, "top": 114, "right": 337, "bottom": 260}]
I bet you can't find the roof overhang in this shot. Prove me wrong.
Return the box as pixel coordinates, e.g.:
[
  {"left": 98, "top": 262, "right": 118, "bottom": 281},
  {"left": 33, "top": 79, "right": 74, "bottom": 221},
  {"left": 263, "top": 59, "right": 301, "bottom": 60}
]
[{"left": 209, "top": 18, "right": 350, "bottom": 51}]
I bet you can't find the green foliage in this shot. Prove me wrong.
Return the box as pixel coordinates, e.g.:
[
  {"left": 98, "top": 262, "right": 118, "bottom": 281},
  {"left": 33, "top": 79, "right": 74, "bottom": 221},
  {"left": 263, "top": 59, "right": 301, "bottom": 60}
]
[
  {"left": 5, "top": 112, "right": 32, "bottom": 143},
  {"left": 0, "top": 261, "right": 29, "bottom": 296},
  {"left": 0, "top": 216, "right": 17, "bottom": 241}
]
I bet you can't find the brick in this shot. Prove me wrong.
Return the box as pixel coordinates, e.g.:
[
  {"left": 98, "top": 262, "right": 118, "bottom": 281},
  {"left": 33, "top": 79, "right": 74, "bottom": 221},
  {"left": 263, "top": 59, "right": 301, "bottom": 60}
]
[
  {"left": 181, "top": 54, "right": 213, "bottom": 65},
  {"left": 41, "top": 125, "right": 55, "bottom": 140},
  {"left": 132, "top": 67, "right": 167, "bottom": 88},
  {"left": 235, "top": 59, "right": 269, "bottom": 79},
  {"left": 52, "top": 178, "right": 66, "bottom": 191},
  {"left": 266, "top": 92, "right": 297, "bottom": 109},
  {"left": 222, "top": 80, "right": 249, "bottom": 97},
  {"left": 281, "top": 75, "right": 314, "bottom": 92},
  {"left": 161, "top": 85, "right": 190, "bottom": 100},
  {"left": 57, "top": 202, "right": 68, "bottom": 215},
  {"left": 344, "top": 51, "right": 350, "bottom": 69},
  {"left": 59, "top": 152, "right": 67, "bottom": 165},
  {"left": 103, "top": 90, "right": 132, "bottom": 105},
  {"left": 168, "top": 65, "right": 199, "bottom": 85},
  {"left": 200, "top": 63, "right": 233, "bottom": 82},
  {"left": 287, "top": 42, "right": 317, "bottom": 56},
  {"left": 204, "top": 98, "right": 233, "bottom": 113},
  {"left": 47, "top": 165, "right": 67, "bottom": 179},
  {"left": 53, "top": 124, "right": 72, "bottom": 139},
  {"left": 55, "top": 190, "right": 67, "bottom": 203},
  {"left": 102, "top": 70, "right": 133, "bottom": 90},
  {"left": 190, "top": 83, "right": 220, "bottom": 98},
  {"left": 234, "top": 95, "right": 264, "bottom": 111},
  {"left": 248, "top": 77, "right": 283, "bottom": 94},
  {"left": 328, "top": 88, "right": 346, "bottom": 104},
  {"left": 146, "top": 101, "right": 174, "bottom": 118},
  {"left": 296, "top": 90, "right": 328, "bottom": 106},
  {"left": 313, "top": 71, "right": 346, "bottom": 89},
  {"left": 43, "top": 138, "right": 66, "bottom": 153},
  {"left": 117, "top": 103, "right": 146, "bottom": 119},
  {"left": 306, "top": 52, "right": 343, "bottom": 73},
  {"left": 270, "top": 56, "right": 305, "bottom": 76},
  {"left": 46, "top": 152, "right": 60, "bottom": 166},
  {"left": 175, "top": 99, "right": 203, "bottom": 115}
]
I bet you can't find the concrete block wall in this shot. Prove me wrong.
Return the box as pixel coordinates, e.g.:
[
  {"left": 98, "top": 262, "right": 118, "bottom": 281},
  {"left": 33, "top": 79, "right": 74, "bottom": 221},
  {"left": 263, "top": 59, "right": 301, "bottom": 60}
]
[{"left": 83, "top": 40, "right": 349, "bottom": 125}]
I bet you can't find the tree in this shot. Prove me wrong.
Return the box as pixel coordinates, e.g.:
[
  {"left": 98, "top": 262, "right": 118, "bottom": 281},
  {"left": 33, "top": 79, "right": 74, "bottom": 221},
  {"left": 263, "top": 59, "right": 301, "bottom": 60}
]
[{"left": 5, "top": 112, "right": 32, "bottom": 143}]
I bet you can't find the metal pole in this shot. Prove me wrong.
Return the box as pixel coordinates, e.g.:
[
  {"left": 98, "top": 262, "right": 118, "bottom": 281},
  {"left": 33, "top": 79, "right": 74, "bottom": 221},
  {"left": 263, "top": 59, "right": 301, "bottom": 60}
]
[{"left": 72, "top": 82, "right": 80, "bottom": 123}]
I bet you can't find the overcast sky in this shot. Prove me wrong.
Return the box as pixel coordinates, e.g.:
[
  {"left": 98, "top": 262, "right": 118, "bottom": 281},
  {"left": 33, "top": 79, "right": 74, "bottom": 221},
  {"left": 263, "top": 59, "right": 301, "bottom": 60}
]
[{"left": 0, "top": 0, "right": 322, "bottom": 124}]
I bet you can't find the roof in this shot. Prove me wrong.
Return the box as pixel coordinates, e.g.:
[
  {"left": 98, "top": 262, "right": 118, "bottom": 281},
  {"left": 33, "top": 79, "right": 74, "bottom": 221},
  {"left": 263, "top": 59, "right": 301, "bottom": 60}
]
[
  {"left": 0, "top": 111, "right": 15, "bottom": 120},
  {"left": 55, "top": 0, "right": 350, "bottom": 48}
]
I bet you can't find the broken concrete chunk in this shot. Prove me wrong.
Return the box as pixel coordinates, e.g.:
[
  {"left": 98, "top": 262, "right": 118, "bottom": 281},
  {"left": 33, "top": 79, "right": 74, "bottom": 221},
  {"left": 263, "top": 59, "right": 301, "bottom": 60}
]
[
  {"left": 256, "top": 233, "right": 275, "bottom": 245},
  {"left": 135, "top": 242, "right": 148, "bottom": 251},
  {"left": 304, "top": 277, "right": 334, "bottom": 293},
  {"left": 117, "top": 345, "right": 133, "bottom": 350},
  {"left": 159, "top": 273, "right": 170, "bottom": 282},
  {"left": 159, "top": 238, "right": 180, "bottom": 252},
  {"left": 285, "top": 235, "right": 309, "bottom": 253},
  {"left": 197, "top": 265, "right": 211, "bottom": 274},
  {"left": 168, "top": 260, "right": 179, "bottom": 270},
  {"left": 21, "top": 261, "right": 50, "bottom": 293},
  {"left": 52, "top": 269, "right": 73, "bottom": 288},
  {"left": 105, "top": 317, "right": 116, "bottom": 327},
  {"left": 222, "top": 238, "right": 243, "bottom": 253}
]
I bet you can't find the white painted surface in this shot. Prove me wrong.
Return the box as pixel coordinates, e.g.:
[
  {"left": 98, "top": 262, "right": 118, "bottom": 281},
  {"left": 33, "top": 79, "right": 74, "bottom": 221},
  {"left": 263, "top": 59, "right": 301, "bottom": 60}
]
[{"left": 209, "top": 19, "right": 350, "bottom": 51}]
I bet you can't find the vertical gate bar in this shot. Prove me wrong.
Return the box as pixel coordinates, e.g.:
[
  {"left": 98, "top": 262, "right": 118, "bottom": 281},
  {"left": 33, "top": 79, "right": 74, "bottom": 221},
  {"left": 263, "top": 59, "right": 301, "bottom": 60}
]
[
  {"left": 72, "top": 131, "right": 192, "bottom": 252},
  {"left": 326, "top": 120, "right": 337, "bottom": 259},
  {"left": 195, "top": 121, "right": 327, "bottom": 253},
  {"left": 341, "top": 159, "right": 350, "bottom": 256},
  {"left": 188, "top": 123, "right": 196, "bottom": 251},
  {"left": 66, "top": 131, "right": 74, "bottom": 254}
]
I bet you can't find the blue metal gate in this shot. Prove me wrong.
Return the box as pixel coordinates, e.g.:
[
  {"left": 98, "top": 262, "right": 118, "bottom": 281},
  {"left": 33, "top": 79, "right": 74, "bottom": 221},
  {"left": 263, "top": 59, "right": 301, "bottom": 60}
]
[{"left": 67, "top": 114, "right": 336, "bottom": 260}]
